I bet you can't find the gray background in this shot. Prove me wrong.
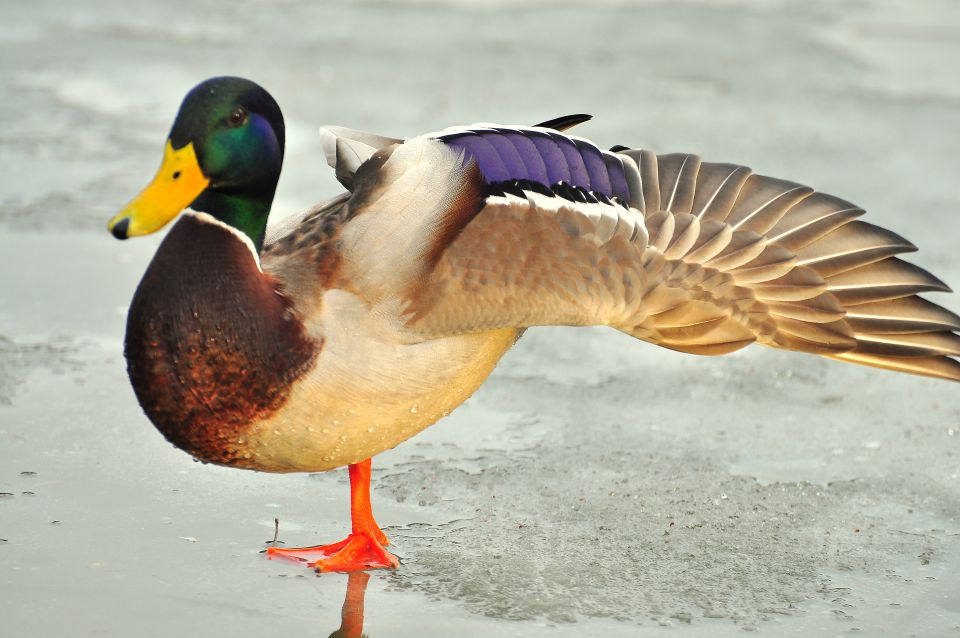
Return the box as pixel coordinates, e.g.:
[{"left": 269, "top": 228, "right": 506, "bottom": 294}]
[{"left": 1, "top": 0, "right": 958, "bottom": 636}]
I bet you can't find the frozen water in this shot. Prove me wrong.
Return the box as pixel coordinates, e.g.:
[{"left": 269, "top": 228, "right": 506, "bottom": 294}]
[{"left": 2, "top": 0, "right": 959, "bottom": 636}]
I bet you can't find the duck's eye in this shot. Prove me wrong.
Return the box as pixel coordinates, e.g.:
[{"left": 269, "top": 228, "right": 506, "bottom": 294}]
[{"left": 227, "top": 107, "right": 248, "bottom": 127}]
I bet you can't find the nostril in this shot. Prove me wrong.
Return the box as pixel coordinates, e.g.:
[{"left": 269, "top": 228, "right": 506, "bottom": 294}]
[
  {"left": 172, "top": 171, "right": 181, "bottom": 180},
  {"left": 111, "top": 217, "right": 130, "bottom": 239}
]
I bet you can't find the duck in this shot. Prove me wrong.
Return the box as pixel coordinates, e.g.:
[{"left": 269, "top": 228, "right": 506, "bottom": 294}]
[{"left": 107, "top": 76, "right": 960, "bottom": 573}]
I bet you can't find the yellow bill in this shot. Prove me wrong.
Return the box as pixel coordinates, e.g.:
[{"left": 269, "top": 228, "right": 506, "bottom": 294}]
[{"left": 108, "top": 141, "right": 209, "bottom": 239}]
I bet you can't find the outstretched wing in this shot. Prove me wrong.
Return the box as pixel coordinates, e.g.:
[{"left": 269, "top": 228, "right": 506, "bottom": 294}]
[{"left": 329, "top": 122, "right": 960, "bottom": 381}]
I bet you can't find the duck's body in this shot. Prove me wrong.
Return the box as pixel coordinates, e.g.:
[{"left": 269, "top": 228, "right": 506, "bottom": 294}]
[
  {"left": 127, "top": 203, "right": 519, "bottom": 473},
  {"left": 109, "top": 77, "right": 960, "bottom": 572}
]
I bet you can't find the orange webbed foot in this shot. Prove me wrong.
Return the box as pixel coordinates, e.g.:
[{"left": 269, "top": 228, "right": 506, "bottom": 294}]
[
  {"left": 266, "top": 458, "right": 398, "bottom": 573},
  {"left": 266, "top": 529, "right": 397, "bottom": 572},
  {"left": 312, "top": 530, "right": 399, "bottom": 573},
  {"left": 266, "top": 539, "right": 346, "bottom": 563}
]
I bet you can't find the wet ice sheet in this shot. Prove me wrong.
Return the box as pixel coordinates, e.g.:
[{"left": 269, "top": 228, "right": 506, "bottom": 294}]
[
  {"left": 2, "top": 309, "right": 959, "bottom": 636},
  {"left": 3, "top": 0, "right": 960, "bottom": 636}
]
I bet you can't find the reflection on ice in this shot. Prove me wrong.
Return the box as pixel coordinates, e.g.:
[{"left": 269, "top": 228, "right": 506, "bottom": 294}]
[{"left": 328, "top": 573, "right": 371, "bottom": 638}]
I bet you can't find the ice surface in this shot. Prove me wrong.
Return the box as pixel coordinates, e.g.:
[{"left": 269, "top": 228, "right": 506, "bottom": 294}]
[{"left": 2, "top": 0, "right": 959, "bottom": 636}]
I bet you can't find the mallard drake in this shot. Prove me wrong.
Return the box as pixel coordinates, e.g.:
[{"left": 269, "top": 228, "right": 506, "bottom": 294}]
[{"left": 108, "top": 76, "right": 960, "bottom": 573}]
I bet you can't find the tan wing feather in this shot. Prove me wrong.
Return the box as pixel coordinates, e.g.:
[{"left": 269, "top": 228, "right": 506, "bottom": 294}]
[
  {"left": 617, "top": 152, "right": 960, "bottom": 381},
  {"left": 658, "top": 153, "right": 702, "bottom": 214},
  {"left": 390, "top": 140, "right": 958, "bottom": 382},
  {"left": 260, "top": 194, "right": 352, "bottom": 319},
  {"left": 406, "top": 196, "right": 651, "bottom": 336}
]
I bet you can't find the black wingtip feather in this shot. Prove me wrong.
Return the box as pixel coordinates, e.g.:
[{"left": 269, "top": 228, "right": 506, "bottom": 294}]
[{"left": 533, "top": 114, "right": 593, "bottom": 132}]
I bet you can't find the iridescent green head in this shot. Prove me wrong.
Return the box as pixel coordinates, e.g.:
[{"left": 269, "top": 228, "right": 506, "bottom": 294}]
[{"left": 108, "top": 76, "right": 285, "bottom": 251}]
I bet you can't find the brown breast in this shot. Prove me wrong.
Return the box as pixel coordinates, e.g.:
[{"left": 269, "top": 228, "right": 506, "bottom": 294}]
[{"left": 124, "top": 214, "right": 318, "bottom": 466}]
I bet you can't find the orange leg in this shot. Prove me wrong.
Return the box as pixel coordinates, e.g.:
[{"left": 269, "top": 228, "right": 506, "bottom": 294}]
[{"left": 266, "top": 458, "right": 398, "bottom": 572}]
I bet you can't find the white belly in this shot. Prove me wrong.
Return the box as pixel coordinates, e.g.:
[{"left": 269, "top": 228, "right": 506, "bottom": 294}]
[{"left": 235, "top": 290, "right": 518, "bottom": 472}]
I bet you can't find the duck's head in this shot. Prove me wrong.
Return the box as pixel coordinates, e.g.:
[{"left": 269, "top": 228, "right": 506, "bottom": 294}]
[{"left": 108, "top": 76, "right": 284, "bottom": 250}]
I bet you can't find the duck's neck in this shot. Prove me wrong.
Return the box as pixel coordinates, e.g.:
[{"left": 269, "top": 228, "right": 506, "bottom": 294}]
[{"left": 190, "top": 187, "right": 274, "bottom": 252}]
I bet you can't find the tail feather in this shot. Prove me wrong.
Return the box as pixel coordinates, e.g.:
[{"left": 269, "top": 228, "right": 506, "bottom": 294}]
[{"left": 617, "top": 149, "right": 960, "bottom": 381}]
